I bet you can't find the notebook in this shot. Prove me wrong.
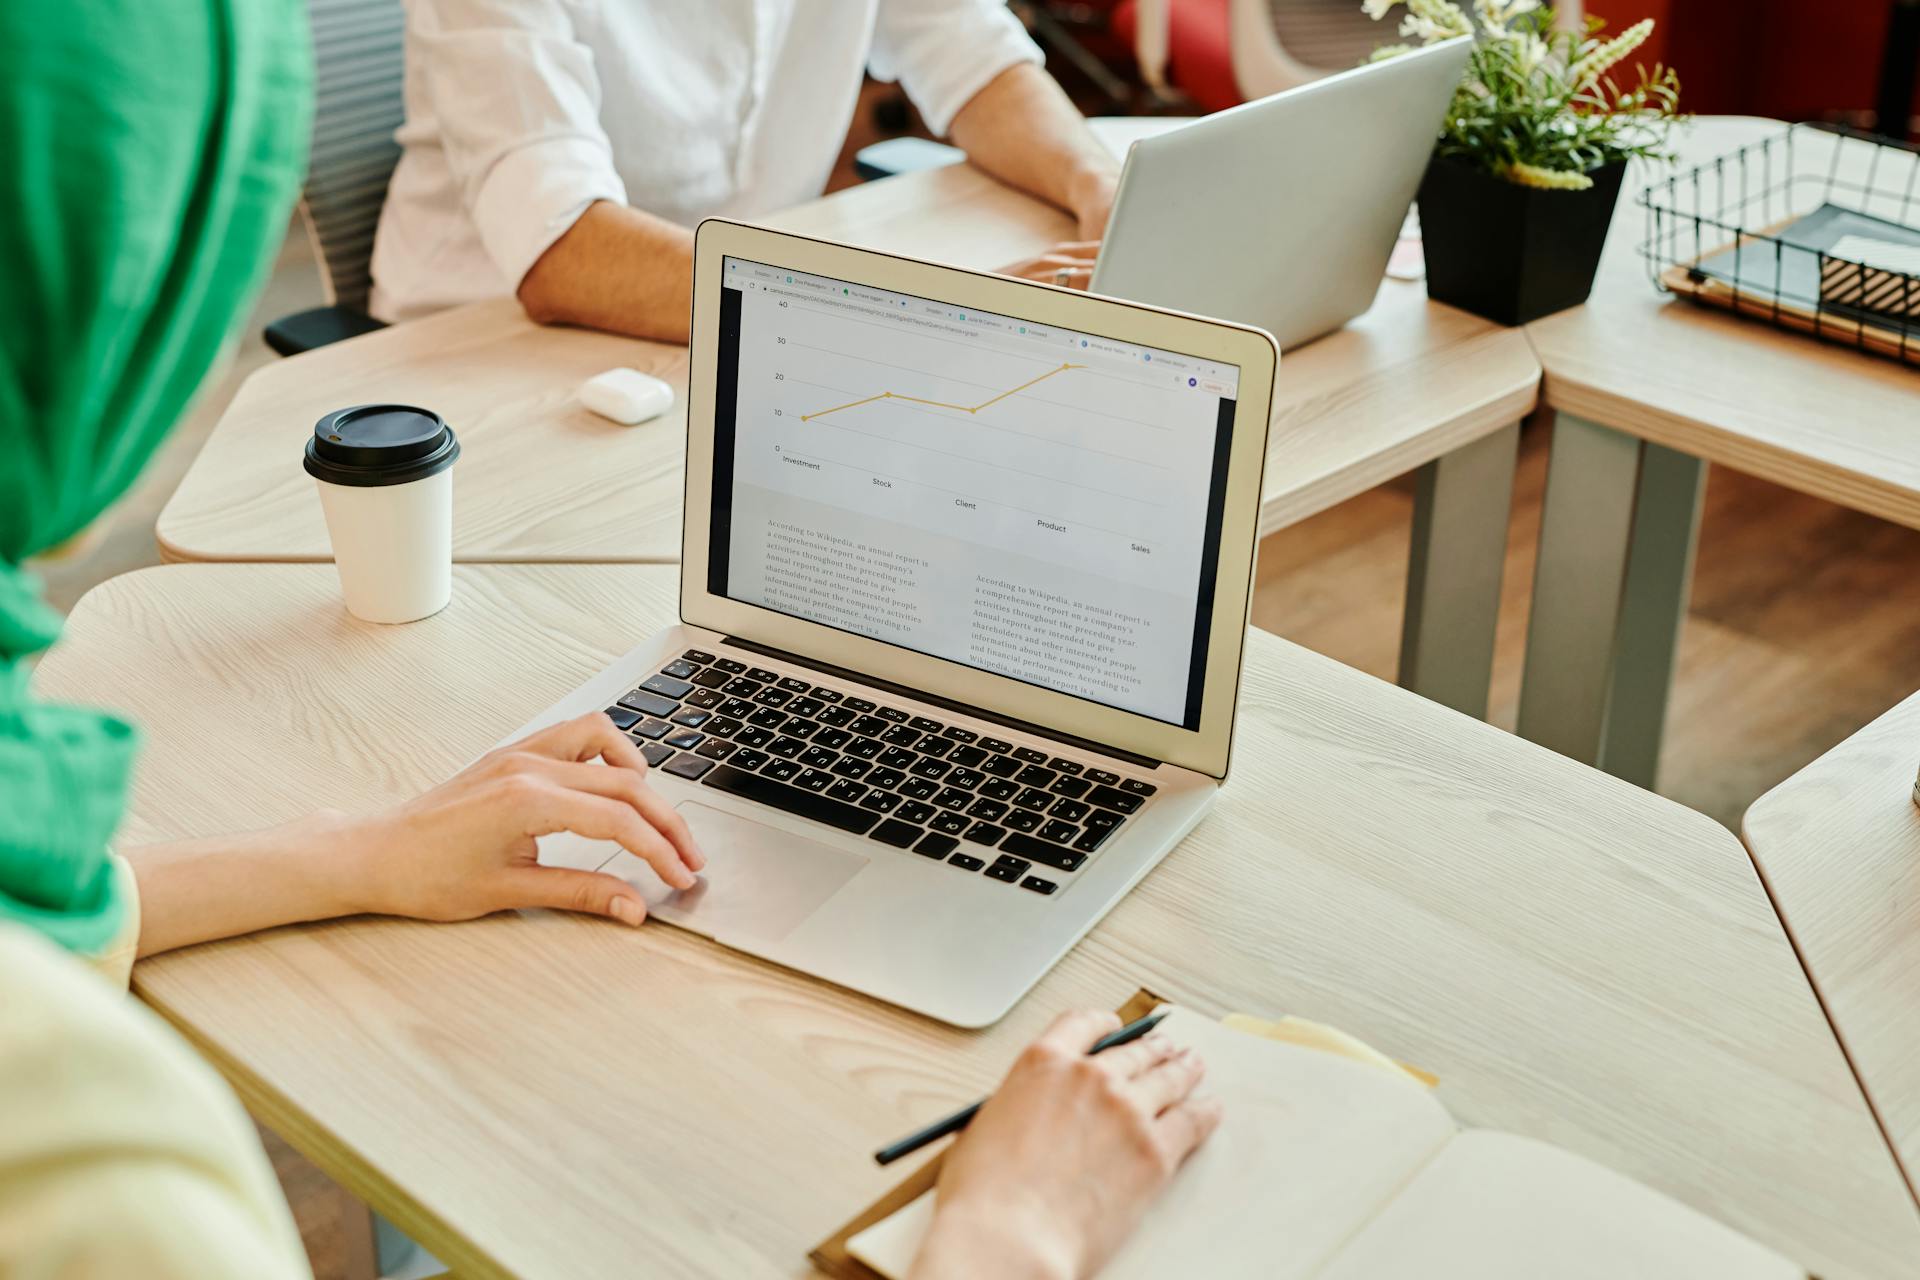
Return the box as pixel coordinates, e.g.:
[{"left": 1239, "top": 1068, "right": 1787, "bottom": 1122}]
[{"left": 837, "top": 1006, "right": 1805, "bottom": 1280}]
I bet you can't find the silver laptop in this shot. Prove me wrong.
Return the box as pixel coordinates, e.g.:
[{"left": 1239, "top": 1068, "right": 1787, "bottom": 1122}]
[
  {"left": 1092, "top": 37, "right": 1472, "bottom": 350},
  {"left": 502, "top": 221, "right": 1277, "bottom": 1027}
]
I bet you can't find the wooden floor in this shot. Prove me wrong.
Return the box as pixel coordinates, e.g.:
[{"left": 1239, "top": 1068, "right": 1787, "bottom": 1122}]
[{"left": 1255, "top": 415, "right": 1920, "bottom": 829}]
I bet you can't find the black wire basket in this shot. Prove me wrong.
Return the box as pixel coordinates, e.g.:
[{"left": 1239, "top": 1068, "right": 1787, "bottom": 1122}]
[{"left": 1638, "top": 123, "right": 1920, "bottom": 367}]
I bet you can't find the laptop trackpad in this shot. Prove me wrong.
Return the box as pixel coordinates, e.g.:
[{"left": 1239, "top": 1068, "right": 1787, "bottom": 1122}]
[{"left": 602, "top": 802, "right": 867, "bottom": 945}]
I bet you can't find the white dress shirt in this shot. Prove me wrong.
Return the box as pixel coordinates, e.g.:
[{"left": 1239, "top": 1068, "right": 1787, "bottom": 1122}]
[{"left": 369, "top": 0, "right": 1042, "bottom": 322}]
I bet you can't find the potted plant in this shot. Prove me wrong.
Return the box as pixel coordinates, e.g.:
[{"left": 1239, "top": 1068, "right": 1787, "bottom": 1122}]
[{"left": 1365, "top": 0, "right": 1683, "bottom": 325}]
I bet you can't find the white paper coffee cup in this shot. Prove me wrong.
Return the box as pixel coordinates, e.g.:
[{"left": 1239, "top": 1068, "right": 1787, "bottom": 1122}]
[{"left": 303, "top": 405, "right": 460, "bottom": 624}]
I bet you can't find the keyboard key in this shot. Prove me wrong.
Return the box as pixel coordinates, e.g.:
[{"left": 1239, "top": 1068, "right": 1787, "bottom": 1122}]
[
  {"left": 662, "top": 660, "right": 698, "bottom": 679},
  {"left": 867, "top": 767, "right": 906, "bottom": 790},
  {"left": 1048, "top": 758, "right": 1083, "bottom": 775},
  {"left": 985, "top": 861, "right": 1021, "bottom": 883},
  {"left": 1049, "top": 799, "right": 1090, "bottom": 822},
  {"left": 795, "top": 769, "right": 834, "bottom": 793},
  {"left": 1016, "top": 765, "right": 1057, "bottom": 788},
  {"left": 1085, "top": 768, "right": 1120, "bottom": 786},
  {"left": 1013, "top": 787, "right": 1052, "bottom": 810},
  {"left": 747, "top": 708, "right": 786, "bottom": 730},
  {"left": 858, "top": 791, "right": 901, "bottom": 813},
  {"left": 949, "top": 745, "right": 988, "bottom": 768},
  {"left": 966, "top": 797, "right": 1008, "bottom": 821},
  {"left": 948, "top": 853, "right": 985, "bottom": 872},
  {"left": 719, "top": 697, "right": 755, "bottom": 718},
  {"left": 798, "top": 746, "right": 837, "bottom": 770},
  {"left": 979, "top": 737, "right": 1014, "bottom": 754},
  {"left": 993, "top": 855, "right": 1031, "bottom": 877},
  {"left": 766, "top": 736, "right": 804, "bottom": 758},
  {"left": 631, "top": 718, "right": 672, "bottom": 740},
  {"left": 815, "top": 705, "right": 856, "bottom": 727},
  {"left": 825, "top": 778, "right": 866, "bottom": 803},
  {"left": 1013, "top": 747, "right": 1048, "bottom": 764},
  {"left": 604, "top": 705, "right": 642, "bottom": 730},
  {"left": 933, "top": 787, "right": 972, "bottom": 810},
  {"left": 763, "top": 759, "right": 800, "bottom": 781},
  {"left": 908, "top": 715, "right": 942, "bottom": 733},
  {"left": 809, "top": 686, "right": 843, "bottom": 702},
  {"left": 830, "top": 757, "right": 871, "bottom": 780},
  {"left": 1121, "top": 779, "right": 1159, "bottom": 796},
  {"left": 870, "top": 819, "right": 922, "bottom": 849},
  {"left": 690, "top": 667, "right": 731, "bottom": 690},
  {"left": 730, "top": 748, "right": 770, "bottom": 771},
  {"left": 665, "top": 730, "right": 705, "bottom": 750},
  {"left": 1021, "top": 876, "right": 1058, "bottom": 895},
  {"left": 1086, "top": 785, "right": 1143, "bottom": 814},
  {"left": 877, "top": 746, "right": 916, "bottom": 770},
  {"left": 814, "top": 728, "right": 853, "bottom": 750},
  {"left": 683, "top": 649, "right": 715, "bottom": 664},
  {"left": 713, "top": 658, "right": 747, "bottom": 674},
  {"left": 783, "top": 718, "right": 820, "bottom": 740},
  {"left": 1074, "top": 823, "right": 1119, "bottom": 853},
  {"left": 942, "top": 726, "right": 978, "bottom": 744},
  {"left": 877, "top": 707, "right": 910, "bottom": 724},
  {"left": 779, "top": 676, "right": 811, "bottom": 693},
  {"left": 695, "top": 738, "right": 736, "bottom": 760},
  {"left": 707, "top": 716, "right": 744, "bottom": 738},
  {"left": 897, "top": 800, "right": 937, "bottom": 825},
  {"left": 664, "top": 754, "right": 714, "bottom": 781},
  {"left": 963, "top": 822, "right": 1006, "bottom": 847},
  {"left": 734, "top": 726, "right": 773, "bottom": 749},
  {"left": 1039, "top": 820, "right": 1078, "bottom": 844},
  {"left": 917, "top": 736, "right": 954, "bottom": 759},
  {"left": 701, "top": 763, "right": 879, "bottom": 834},
  {"left": 619, "top": 690, "right": 679, "bottom": 718},
  {"left": 899, "top": 777, "right": 938, "bottom": 800},
  {"left": 723, "top": 677, "right": 761, "bottom": 696},
  {"left": 669, "top": 709, "right": 711, "bottom": 728},
  {"left": 913, "top": 832, "right": 958, "bottom": 859},
  {"left": 979, "top": 777, "right": 1019, "bottom": 801},
  {"left": 981, "top": 753, "right": 1022, "bottom": 778},
  {"left": 846, "top": 737, "right": 884, "bottom": 760},
  {"left": 1085, "top": 810, "right": 1122, "bottom": 832},
  {"left": 880, "top": 726, "right": 920, "bottom": 749},
  {"left": 909, "top": 758, "right": 950, "bottom": 780},
  {"left": 640, "top": 673, "right": 694, "bottom": 700},
  {"left": 1049, "top": 776, "right": 1091, "bottom": 799},
  {"left": 746, "top": 667, "right": 779, "bottom": 683},
  {"left": 842, "top": 696, "right": 877, "bottom": 713},
  {"left": 930, "top": 811, "right": 969, "bottom": 835},
  {"left": 849, "top": 715, "right": 888, "bottom": 737},
  {"left": 1000, "top": 832, "right": 1086, "bottom": 872},
  {"left": 640, "top": 743, "right": 675, "bottom": 768},
  {"left": 947, "top": 767, "right": 985, "bottom": 790},
  {"left": 1004, "top": 809, "right": 1042, "bottom": 832},
  {"left": 685, "top": 688, "right": 725, "bottom": 709},
  {"left": 787, "top": 697, "right": 825, "bottom": 719},
  {"left": 752, "top": 687, "right": 793, "bottom": 708}
]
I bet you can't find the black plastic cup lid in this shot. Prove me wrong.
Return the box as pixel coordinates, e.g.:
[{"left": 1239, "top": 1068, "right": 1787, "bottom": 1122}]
[{"left": 304, "top": 404, "right": 460, "bottom": 488}]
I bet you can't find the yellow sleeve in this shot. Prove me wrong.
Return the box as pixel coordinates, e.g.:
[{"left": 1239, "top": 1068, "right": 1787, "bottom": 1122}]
[
  {"left": 0, "top": 925, "right": 312, "bottom": 1279},
  {"left": 81, "top": 855, "right": 142, "bottom": 990}
]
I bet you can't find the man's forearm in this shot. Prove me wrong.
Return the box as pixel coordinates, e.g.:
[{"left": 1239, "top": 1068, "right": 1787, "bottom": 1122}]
[
  {"left": 517, "top": 200, "right": 697, "bottom": 342},
  {"left": 949, "top": 63, "right": 1118, "bottom": 232}
]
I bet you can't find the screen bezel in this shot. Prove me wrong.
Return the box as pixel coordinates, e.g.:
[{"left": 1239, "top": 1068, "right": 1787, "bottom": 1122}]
[{"left": 682, "top": 219, "right": 1277, "bottom": 779}]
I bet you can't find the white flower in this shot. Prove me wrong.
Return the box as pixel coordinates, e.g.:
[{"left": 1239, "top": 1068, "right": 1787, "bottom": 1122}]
[
  {"left": 1362, "top": 0, "right": 1397, "bottom": 18},
  {"left": 1516, "top": 31, "right": 1549, "bottom": 75},
  {"left": 1473, "top": 0, "right": 1540, "bottom": 23}
]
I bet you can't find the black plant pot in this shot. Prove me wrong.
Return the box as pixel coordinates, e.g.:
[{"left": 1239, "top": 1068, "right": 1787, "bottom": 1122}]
[{"left": 1416, "top": 156, "right": 1626, "bottom": 326}]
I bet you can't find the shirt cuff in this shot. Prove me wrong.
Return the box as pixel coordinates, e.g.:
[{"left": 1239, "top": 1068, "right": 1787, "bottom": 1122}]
[
  {"left": 470, "top": 135, "right": 629, "bottom": 292},
  {"left": 85, "top": 857, "right": 141, "bottom": 991},
  {"left": 889, "top": 9, "right": 1044, "bottom": 137}
]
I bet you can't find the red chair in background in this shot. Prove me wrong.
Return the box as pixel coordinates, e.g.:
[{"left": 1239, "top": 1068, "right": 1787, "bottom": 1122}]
[{"left": 1113, "top": 0, "right": 1386, "bottom": 112}]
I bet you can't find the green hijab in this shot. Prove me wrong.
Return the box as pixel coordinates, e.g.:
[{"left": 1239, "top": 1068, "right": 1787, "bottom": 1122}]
[{"left": 0, "top": 2, "right": 311, "bottom": 951}]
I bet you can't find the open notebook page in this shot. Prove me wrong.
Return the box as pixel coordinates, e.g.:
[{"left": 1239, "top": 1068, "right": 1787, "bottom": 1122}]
[
  {"left": 1314, "top": 1130, "right": 1803, "bottom": 1279},
  {"left": 846, "top": 1006, "right": 1456, "bottom": 1280}
]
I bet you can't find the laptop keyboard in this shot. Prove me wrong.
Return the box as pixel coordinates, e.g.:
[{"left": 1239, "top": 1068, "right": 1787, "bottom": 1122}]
[{"left": 603, "top": 648, "right": 1159, "bottom": 896}]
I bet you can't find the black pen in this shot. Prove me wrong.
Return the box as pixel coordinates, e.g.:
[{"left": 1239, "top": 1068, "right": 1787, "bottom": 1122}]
[{"left": 873, "top": 1010, "right": 1169, "bottom": 1166}]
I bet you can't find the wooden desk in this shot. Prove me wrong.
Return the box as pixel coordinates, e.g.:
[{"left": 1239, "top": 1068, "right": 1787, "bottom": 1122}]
[
  {"left": 1744, "top": 687, "right": 1920, "bottom": 1201},
  {"left": 159, "top": 160, "right": 1536, "bottom": 716},
  {"left": 38, "top": 563, "right": 1919, "bottom": 1279},
  {"left": 1518, "top": 117, "right": 1920, "bottom": 784}
]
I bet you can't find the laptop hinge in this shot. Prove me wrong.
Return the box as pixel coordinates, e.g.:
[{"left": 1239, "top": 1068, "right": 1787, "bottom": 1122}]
[{"left": 721, "top": 635, "right": 1164, "bottom": 770}]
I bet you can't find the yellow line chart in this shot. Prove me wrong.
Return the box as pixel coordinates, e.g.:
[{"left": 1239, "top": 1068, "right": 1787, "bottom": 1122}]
[{"left": 798, "top": 362, "right": 1086, "bottom": 423}]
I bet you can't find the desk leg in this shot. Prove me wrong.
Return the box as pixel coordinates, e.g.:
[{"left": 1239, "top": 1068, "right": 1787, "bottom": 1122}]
[
  {"left": 1398, "top": 422, "right": 1520, "bottom": 719},
  {"left": 1516, "top": 413, "right": 1703, "bottom": 786}
]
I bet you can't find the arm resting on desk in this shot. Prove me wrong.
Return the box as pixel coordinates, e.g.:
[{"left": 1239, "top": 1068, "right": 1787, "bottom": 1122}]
[
  {"left": 516, "top": 201, "right": 695, "bottom": 343},
  {"left": 950, "top": 63, "right": 1120, "bottom": 241}
]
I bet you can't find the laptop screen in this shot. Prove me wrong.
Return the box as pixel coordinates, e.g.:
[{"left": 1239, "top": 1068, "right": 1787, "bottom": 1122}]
[{"left": 705, "top": 256, "right": 1243, "bottom": 730}]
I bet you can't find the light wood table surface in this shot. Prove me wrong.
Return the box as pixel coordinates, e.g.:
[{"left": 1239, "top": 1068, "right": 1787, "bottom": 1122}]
[
  {"left": 158, "top": 160, "right": 1536, "bottom": 717},
  {"left": 38, "top": 563, "right": 1920, "bottom": 1280},
  {"left": 1517, "top": 117, "right": 1920, "bottom": 784},
  {"left": 1744, "top": 686, "right": 1920, "bottom": 1201}
]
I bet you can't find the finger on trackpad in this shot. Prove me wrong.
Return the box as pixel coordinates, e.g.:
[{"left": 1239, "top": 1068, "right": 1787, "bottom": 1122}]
[{"left": 598, "top": 802, "right": 868, "bottom": 943}]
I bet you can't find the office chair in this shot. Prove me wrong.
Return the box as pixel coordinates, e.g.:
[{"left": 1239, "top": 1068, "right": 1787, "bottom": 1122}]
[
  {"left": 263, "top": 0, "right": 406, "bottom": 356},
  {"left": 1117, "top": 0, "right": 1413, "bottom": 111}
]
